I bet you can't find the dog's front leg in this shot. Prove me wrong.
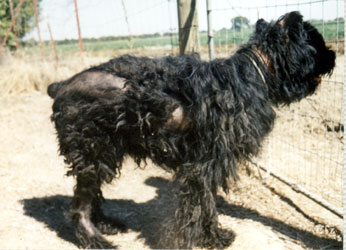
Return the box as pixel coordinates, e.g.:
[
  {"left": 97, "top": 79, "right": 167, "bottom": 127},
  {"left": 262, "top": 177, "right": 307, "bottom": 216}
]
[{"left": 169, "top": 166, "right": 234, "bottom": 249}]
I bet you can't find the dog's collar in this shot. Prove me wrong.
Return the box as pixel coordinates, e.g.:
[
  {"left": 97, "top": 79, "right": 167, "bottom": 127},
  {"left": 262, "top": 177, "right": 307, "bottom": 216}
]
[{"left": 244, "top": 50, "right": 267, "bottom": 88}]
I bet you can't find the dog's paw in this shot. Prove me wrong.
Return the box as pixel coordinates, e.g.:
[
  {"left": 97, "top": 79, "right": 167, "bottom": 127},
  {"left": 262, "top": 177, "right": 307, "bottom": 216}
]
[
  {"left": 78, "top": 232, "right": 117, "bottom": 249},
  {"left": 95, "top": 216, "right": 128, "bottom": 235},
  {"left": 202, "top": 228, "right": 236, "bottom": 249}
]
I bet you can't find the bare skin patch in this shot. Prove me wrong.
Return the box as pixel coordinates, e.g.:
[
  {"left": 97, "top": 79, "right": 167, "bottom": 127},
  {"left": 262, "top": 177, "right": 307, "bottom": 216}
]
[
  {"left": 165, "top": 106, "right": 191, "bottom": 131},
  {"left": 73, "top": 71, "right": 126, "bottom": 90},
  {"left": 57, "top": 71, "right": 127, "bottom": 97}
]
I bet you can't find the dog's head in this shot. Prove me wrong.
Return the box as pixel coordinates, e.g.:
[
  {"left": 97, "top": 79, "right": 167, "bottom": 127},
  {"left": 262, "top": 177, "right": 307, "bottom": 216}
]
[{"left": 249, "top": 11, "right": 336, "bottom": 104}]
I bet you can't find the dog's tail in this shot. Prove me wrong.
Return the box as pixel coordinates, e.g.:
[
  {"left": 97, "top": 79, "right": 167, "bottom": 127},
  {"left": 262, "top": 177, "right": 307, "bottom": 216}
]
[{"left": 47, "top": 80, "right": 67, "bottom": 98}]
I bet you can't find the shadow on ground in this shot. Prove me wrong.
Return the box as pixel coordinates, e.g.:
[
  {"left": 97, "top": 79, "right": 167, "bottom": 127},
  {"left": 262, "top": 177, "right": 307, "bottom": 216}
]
[{"left": 22, "top": 176, "right": 342, "bottom": 249}]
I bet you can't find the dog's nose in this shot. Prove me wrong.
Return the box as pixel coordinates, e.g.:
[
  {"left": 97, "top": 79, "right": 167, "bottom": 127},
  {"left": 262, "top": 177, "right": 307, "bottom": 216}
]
[{"left": 314, "top": 77, "right": 322, "bottom": 84}]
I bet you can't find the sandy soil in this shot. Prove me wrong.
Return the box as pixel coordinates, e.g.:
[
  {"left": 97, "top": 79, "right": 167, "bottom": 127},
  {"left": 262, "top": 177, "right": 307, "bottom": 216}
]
[{"left": 0, "top": 56, "right": 343, "bottom": 249}]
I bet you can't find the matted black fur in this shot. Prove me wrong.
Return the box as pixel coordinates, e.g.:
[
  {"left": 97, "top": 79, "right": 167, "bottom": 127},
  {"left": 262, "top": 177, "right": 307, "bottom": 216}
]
[{"left": 47, "top": 12, "right": 335, "bottom": 249}]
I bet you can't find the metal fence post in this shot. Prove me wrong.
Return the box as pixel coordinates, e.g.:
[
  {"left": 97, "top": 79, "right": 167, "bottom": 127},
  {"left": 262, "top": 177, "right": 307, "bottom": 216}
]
[
  {"left": 73, "top": 0, "right": 84, "bottom": 54},
  {"left": 206, "top": 0, "right": 214, "bottom": 60}
]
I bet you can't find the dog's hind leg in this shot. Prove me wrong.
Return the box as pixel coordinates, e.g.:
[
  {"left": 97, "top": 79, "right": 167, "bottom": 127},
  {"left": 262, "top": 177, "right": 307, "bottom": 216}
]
[
  {"left": 168, "top": 165, "right": 234, "bottom": 249},
  {"left": 69, "top": 167, "right": 127, "bottom": 248},
  {"left": 55, "top": 119, "right": 126, "bottom": 247},
  {"left": 69, "top": 174, "right": 114, "bottom": 249}
]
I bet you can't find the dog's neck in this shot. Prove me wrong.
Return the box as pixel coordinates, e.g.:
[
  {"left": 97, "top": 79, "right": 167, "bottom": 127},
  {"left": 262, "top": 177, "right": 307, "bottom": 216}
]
[
  {"left": 252, "top": 48, "right": 272, "bottom": 71},
  {"left": 243, "top": 49, "right": 271, "bottom": 88}
]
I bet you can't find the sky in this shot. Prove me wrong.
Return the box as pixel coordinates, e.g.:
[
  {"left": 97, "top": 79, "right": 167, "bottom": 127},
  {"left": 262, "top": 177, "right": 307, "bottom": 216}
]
[{"left": 25, "top": 0, "right": 344, "bottom": 41}]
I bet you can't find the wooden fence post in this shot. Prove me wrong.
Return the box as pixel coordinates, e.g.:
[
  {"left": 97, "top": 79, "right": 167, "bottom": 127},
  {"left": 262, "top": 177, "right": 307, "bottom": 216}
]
[{"left": 177, "top": 0, "right": 200, "bottom": 54}]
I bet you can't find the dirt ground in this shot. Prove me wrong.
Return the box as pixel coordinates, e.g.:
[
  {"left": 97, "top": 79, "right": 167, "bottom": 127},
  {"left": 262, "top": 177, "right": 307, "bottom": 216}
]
[{"left": 0, "top": 55, "right": 343, "bottom": 249}]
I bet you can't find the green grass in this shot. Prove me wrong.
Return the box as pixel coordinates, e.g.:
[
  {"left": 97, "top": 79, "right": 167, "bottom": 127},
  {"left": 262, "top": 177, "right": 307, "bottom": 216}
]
[
  {"left": 22, "top": 19, "right": 343, "bottom": 55},
  {"left": 210, "top": 28, "right": 255, "bottom": 45},
  {"left": 211, "top": 19, "right": 344, "bottom": 45},
  {"left": 311, "top": 19, "right": 344, "bottom": 41},
  {"left": 37, "top": 35, "right": 180, "bottom": 55}
]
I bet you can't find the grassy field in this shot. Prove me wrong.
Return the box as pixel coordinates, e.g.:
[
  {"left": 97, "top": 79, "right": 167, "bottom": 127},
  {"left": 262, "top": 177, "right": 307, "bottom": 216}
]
[
  {"left": 24, "top": 35, "right": 180, "bottom": 57},
  {"left": 22, "top": 18, "right": 344, "bottom": 56}
]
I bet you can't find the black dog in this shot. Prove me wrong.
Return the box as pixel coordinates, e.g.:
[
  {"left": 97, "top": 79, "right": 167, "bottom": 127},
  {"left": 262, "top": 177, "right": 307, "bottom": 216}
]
[{"left": 47, "top": 12, "right": 335, "bottom": 249}]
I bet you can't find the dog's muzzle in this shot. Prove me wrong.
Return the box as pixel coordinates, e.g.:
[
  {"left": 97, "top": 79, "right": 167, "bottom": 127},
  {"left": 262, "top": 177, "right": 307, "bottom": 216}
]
[{"left": 314, "top": 77, "right": 322, "bottom": 84}]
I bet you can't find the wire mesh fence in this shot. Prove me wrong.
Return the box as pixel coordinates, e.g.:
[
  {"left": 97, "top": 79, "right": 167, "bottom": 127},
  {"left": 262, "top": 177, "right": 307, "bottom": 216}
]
[
  {"left": 24, "top": 0, "right": 181, "bottom": 57},
  {"left": 210, "top": 0, "right": 343, "bottom": 212}
]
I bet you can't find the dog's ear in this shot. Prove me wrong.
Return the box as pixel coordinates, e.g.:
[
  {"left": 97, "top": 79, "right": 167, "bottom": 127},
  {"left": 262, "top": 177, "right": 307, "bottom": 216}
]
[
  {"left": 279, "top": 11, "right": 304, "bottom": 39},
  {"left": 281, "top": 11, "right": 303, "bottom": 27},
  {"left": 255, "top": 19, "right": 268, "bottom": 33}
]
